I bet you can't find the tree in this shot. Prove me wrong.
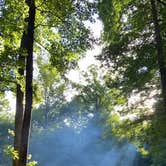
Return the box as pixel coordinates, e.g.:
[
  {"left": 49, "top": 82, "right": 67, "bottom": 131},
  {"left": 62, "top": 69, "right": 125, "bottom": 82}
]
[
  {"left": 1, "top": 0, "right": 97, "bottom": 165},
  {"left": 71, "top": 65, "right": 126, "bottom": 115},
  {"left": 13, "top": 31, "right": 26, "bottom": 166},
  {"left": 78, "top": 67, "right": 113, "bottom": 112},
  {"left": 97, "top": 0, "right": 166, "bottom": 104},
  {"left": 97, "top": 0, "right": 166, "bottom": 164},
  {"left": 19, "top": 1, "right": 36, "bottom": 165},
  {"left": 0, "top": 1, "right": 26, "bottom": 165},
  {"left": 35, "top": 56, "right": 66, "bottom": 126},
  {"left": 150, "top": 0, "right": 166, "bottom": 111}
]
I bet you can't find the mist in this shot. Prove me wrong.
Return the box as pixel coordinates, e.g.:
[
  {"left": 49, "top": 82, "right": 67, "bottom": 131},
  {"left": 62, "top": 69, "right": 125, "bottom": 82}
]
[{"left": 30, "top": 112, "right": 145, "bottom": 166}]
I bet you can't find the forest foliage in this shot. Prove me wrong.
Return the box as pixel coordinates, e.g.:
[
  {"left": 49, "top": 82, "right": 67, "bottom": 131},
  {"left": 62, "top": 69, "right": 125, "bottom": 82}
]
[
  {"left": 0, "top": 0, "right": 166, "bottom": 166},
  {"left": 97, "top": 0, "right": 166, "bottom": 165}
]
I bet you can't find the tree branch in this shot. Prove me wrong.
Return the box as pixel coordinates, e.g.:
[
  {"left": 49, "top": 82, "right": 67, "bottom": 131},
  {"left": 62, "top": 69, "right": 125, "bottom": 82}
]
[
  {"left": 36, "top": 0, "right": 47, "bottom": 8},
  {"left": 35, "top": 40, "right": 50, "bottom": 53},
  {"left": 157, "top": 0, "right": 166, "bottom": 6},
  {"left": 0, "top": 77, "right": 16, "bottom": 84}
]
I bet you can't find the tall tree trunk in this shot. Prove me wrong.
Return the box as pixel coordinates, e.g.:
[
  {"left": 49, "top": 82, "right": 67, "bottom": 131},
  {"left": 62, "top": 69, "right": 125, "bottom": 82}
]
[
  {"left": 20, "top": 0, "right": 36, "bottom": 165},
  {"left": 44, "top": 88, "right": 49, "bottom": 127},
  {"left": 150, "top": 0, "right": 166, "bottom": 111},
  {"left": 13, "top": 32, "right": 27, "bottom": 166}
]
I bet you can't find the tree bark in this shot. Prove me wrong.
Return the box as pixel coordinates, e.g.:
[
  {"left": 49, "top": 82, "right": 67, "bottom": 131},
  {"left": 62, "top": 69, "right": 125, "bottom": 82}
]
[
  {"left": 13, "top": 32, "right": 27, "bottom": 166},
  {"left": 19, "top": 0, "right": 36, "bottom": 165},
  {"left": 150, "top": 0, "right": 166, "bottom": 111},
  {"left": 44, "top": 88, "right": 49, "bottom": 127}
]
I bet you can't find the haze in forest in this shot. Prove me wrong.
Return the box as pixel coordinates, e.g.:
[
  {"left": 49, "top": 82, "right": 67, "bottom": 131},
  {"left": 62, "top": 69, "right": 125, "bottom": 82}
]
[{"left": 1, "top": 0, "right": 166, "bottom": 166}]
